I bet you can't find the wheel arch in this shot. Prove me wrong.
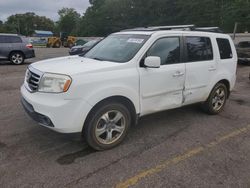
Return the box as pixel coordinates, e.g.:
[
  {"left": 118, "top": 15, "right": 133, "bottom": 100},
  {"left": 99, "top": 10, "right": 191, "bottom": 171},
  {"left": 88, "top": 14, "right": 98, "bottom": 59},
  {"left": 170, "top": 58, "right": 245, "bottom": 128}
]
[
  {"left": 218, "top": 79, "right": 230, "bottom": 98},
  {"left": 83, "top": 95, "right": 138, "bottom": 133},
  {"left": 8, "top": 50, "right": 25, "bottom": 60}
]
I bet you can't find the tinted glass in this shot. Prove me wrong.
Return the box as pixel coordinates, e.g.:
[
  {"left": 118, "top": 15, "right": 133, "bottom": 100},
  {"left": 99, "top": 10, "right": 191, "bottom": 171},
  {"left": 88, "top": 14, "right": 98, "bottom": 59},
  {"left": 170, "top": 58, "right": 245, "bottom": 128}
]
[
  {"left": 85, "top": 34, "right": 150, "bottom": 63},
  {"left": 238, "top": 41, "right": 250, "bottom": 48},
  {"left": 10, "top": 36, "right": 22, "bottom": 43},
  {"left": 0, "top": 36, "right": 4, "bottom": 43},
  {"left": 3, "top": 36, "right": 13, "bottom": 43},
  {"left": 147, "top": 37, "right": 180, "bottom": 65},
  {"left": 0, "top": 36, "right": 22, "bottom": 43},
  {"left": 186, "top": 37, "right": 213, "bottom": 62},
  {"left": 216, "top": 38, "right": 233, "bottom": 59}
]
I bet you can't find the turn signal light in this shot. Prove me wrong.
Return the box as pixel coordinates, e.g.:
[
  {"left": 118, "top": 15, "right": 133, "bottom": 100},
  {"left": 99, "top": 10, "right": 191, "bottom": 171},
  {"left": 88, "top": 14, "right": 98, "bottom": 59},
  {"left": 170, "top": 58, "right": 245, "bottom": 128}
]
[{"left": 63, "top": 80, "right": 72, "bottom": 92}]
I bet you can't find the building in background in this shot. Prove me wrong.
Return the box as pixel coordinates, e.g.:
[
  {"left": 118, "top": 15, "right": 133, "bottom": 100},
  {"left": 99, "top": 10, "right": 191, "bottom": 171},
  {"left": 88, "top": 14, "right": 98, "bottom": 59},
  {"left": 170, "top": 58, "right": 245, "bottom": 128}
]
[{"left": 33, "top": 30, "right": 53, "bottom": 37}]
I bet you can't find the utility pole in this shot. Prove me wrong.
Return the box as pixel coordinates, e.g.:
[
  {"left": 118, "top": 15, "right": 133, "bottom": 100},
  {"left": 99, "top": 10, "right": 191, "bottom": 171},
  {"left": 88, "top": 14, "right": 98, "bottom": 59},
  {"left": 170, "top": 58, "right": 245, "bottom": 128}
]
[{"left": 233, "top": 22, "right": 238, "bottom": 40}]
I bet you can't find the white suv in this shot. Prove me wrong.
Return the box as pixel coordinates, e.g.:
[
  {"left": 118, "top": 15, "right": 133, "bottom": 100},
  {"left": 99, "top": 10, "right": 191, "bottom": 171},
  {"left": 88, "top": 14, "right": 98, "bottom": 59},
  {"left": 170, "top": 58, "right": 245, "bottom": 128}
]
[{"left": 21, "top": 26, "right": 237, "bottom": 150}]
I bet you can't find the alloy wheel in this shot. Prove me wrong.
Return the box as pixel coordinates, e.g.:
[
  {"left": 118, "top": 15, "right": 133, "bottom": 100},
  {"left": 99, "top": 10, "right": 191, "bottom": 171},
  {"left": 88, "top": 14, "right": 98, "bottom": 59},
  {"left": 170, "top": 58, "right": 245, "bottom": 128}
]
[{"left": 95, "top": 110, "right": 126, "bottom": 145}]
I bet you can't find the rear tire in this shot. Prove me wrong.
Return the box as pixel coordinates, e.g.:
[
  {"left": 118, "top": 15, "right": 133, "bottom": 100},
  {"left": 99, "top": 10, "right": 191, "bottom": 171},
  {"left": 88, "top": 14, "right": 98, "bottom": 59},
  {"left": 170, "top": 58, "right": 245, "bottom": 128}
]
[
  {"left": 202, "top": 83, "right": 228, "bottom": 115},
  {"left": 83, "top": 102, "right": 131, "bottom": 151},
  {"left": 10, "top": 52, "right": 24, "bottom": 65}
]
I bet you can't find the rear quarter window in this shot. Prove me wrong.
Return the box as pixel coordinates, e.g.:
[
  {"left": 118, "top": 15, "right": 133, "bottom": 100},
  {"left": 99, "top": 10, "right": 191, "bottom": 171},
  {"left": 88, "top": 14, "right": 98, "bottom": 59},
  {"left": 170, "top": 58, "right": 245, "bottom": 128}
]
[{"left": 216, "top": 38, "right": 233, "bottom": 59}]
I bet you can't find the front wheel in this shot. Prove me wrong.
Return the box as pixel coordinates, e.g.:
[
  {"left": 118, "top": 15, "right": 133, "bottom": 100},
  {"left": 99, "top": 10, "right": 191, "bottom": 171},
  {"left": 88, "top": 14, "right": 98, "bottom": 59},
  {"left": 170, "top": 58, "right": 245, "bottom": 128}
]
[
  {"left": 202, "top": 83, "right": 228, "bottom": 115},
  {"left": 83, "top": 102, "right": 131, "bottom": 150}
]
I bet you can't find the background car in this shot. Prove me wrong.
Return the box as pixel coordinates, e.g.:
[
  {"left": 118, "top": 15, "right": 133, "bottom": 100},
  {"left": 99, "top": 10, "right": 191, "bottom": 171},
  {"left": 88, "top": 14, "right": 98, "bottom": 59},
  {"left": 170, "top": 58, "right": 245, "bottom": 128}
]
[
  {"left": 236, "top": 41, "right": 250, "bottom": 65},
  {"left": 30, "top": 38, "right": 47, "bottom": 47},
  {"left": 69, "top": 39, "right": 101, "bottom": 55},
  {"left": 0, "top": 33, "right": 35, "bottom": 65}
]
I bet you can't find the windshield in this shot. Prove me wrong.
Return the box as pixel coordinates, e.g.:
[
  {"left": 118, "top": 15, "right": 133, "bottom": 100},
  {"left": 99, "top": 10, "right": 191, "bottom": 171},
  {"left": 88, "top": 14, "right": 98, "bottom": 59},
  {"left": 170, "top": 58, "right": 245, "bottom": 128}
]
[{"left": 84, "top": 34, "right": 150, "bottom": 63}]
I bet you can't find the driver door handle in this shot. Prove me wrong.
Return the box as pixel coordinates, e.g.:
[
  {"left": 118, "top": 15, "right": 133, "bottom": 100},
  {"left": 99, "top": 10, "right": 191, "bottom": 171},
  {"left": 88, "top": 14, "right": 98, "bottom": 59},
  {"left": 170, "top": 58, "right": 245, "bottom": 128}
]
[{"left": 173, "top": 71, "right": 184, "bottom": 77}]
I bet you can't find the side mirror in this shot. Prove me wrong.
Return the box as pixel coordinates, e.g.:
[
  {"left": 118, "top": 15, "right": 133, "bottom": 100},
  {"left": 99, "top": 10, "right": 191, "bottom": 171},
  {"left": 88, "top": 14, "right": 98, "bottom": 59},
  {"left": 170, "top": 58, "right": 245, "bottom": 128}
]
[{"left": 144, "top": 56, "right": 161, "bottom": 68}]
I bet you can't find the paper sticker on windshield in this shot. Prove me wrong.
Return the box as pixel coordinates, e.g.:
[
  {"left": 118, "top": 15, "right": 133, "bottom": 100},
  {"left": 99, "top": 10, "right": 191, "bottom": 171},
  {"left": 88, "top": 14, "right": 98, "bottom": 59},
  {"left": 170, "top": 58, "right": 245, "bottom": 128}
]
[{"left": 127, "top": 38, "right": 144, "bottom": 44}]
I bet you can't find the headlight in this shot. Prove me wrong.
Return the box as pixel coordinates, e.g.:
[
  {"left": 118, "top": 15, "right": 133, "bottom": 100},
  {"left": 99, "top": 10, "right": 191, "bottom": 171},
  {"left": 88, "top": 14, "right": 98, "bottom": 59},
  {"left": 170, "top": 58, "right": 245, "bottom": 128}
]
[{"left": 38, "top": 73, "right": 72, "bottom": 93}]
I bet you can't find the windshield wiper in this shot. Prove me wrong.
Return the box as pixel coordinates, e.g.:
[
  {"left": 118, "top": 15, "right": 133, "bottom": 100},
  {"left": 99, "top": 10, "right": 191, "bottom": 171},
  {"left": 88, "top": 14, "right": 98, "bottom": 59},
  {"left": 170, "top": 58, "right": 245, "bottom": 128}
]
[{"left": 92, "top": 57, "right": 104, "bottom": 61}]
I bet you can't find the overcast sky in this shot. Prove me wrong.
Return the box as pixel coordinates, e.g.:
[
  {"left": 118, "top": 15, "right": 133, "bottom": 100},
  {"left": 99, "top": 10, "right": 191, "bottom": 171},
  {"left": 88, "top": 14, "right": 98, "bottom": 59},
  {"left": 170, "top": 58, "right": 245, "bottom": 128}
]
[{"left": 0, "top": 0, "right": 90, "bottom": 21}]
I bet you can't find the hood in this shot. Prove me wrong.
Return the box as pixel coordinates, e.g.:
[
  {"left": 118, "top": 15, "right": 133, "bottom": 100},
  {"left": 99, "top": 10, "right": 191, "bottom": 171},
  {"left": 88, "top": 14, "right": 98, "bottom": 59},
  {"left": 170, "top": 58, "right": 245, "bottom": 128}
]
[{"left": 30, "top": 56, "right": 122, "bottom": 75}]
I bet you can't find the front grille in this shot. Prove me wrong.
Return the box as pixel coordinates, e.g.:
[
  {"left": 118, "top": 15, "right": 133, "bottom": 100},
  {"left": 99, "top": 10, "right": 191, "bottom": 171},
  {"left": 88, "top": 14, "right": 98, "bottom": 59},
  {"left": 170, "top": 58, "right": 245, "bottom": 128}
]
[{"left": 25, "top": 67, "right": 42, "bottom": 92}]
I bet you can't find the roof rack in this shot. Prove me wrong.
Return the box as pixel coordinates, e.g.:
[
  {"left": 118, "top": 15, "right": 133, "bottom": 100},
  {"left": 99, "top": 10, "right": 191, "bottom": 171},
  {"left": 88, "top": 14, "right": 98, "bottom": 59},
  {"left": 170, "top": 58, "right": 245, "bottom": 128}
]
[
  {"left": 194, "top": 27, "right": 223, "bottom": 33},
  {"left": 122, "top": 25, "right": 223, "bottom": 33},
  {"left": 122, "top": 25, "right": 195, "bottom": 32}
]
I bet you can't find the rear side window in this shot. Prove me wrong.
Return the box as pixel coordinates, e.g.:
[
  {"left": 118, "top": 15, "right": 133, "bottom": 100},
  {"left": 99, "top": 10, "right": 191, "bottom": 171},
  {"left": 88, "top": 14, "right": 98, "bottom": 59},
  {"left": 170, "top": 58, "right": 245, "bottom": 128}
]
[
  {"left": 186, "top": 36, "right": 213, "bottom": 62},
  {"left": 10, "top": 36, "right": 22, "bottom": 43},
  {"left": 216, "top": 38, "right": 233, "bottom": 59}
]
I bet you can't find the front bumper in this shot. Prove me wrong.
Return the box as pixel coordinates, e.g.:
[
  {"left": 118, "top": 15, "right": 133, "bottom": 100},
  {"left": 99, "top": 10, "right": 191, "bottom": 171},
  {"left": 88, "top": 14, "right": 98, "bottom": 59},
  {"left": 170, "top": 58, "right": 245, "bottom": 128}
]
[
  {"left": 20, "top": 85, "right": 93, "bottom": 133},
  {"left": 21, "top": 97, "right": 54, "bottom": 127}
]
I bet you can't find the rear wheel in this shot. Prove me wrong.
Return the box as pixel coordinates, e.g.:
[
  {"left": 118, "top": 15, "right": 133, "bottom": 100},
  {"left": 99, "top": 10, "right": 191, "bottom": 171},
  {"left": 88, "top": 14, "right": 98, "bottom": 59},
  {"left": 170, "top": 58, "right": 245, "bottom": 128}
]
[
  {"left": 202, "top": 83, "right": 228, "bottom": 115},
  {"left": 84, "top": 102, "right": 131, "bottom": 150},
  {"left": 10, "top": 52, "right": 24, "bottom": 65}
]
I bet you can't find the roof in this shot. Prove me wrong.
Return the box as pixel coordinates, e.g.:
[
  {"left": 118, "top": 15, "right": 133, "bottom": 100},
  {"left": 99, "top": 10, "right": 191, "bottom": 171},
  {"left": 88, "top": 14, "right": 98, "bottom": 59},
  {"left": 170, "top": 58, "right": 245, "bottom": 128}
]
[
  {"left": 34, "top": 30, "right": 53, "bottom": 35},
  {"left": 0, "top": 33, "right": 18, "bottom": 36}
]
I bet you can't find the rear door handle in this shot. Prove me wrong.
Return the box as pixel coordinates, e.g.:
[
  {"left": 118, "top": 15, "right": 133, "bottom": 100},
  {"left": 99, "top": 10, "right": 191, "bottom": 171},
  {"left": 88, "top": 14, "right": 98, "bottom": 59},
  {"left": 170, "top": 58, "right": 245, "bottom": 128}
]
[{"left": 173, "top": 71, "right": 184, "bottom": 77}]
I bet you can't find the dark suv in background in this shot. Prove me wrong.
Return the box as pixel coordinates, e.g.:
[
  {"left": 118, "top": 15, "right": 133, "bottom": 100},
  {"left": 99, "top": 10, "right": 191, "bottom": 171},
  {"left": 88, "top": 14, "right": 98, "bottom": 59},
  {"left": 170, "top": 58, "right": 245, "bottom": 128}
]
[
  {"left": 0, "top": 34, "right": 35, "bottom": 65},
  {"left": 236, "top": 41, "right": 250, "bottom": 65}
]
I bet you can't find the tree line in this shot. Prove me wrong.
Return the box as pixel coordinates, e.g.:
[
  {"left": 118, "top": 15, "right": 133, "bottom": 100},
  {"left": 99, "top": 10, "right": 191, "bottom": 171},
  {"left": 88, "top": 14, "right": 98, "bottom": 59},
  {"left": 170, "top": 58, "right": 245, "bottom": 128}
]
[{"left": 1, "top": 0, "right": 250, "bottom": 37}]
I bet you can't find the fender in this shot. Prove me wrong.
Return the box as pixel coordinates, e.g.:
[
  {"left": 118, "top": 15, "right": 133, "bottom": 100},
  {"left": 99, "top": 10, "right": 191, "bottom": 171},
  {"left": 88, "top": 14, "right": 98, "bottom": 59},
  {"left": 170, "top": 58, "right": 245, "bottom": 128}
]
[
  {"left": 83, "top": 84, "right": 140, "bottom": 114},
  {"left": 204, "top": 70, "right": 232, "bottom": 101}
]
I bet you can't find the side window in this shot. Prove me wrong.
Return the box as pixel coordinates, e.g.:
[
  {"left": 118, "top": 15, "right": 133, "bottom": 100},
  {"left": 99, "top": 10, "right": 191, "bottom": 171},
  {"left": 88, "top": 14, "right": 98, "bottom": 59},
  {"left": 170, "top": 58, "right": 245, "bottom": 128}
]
[
  {"left": 186, "top": 36, "right": 213, "bottom": 62},
  {"left": 10, "top": 36, "right": 22, "bottom": 43},
  {"left": 147, "top": 37, "right": 180, "bottom": 65},
  {"left": 216, "top": 38, "right": 233, "bottom": 59},
  {"left": 0, "top": 36, "right": 4, "bottom": 43},
  {"left": 4, "top": 36, "right": 12, "bottom": 43}
]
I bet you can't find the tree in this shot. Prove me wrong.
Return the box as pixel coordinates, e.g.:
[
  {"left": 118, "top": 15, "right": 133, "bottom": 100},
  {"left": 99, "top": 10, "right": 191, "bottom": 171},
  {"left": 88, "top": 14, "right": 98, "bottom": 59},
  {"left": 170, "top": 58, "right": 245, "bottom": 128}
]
[
  {"left": 4, "top": 12, "right": 55, "bottom": 36},
  {"left": 79, "top": 0, "right": 250, "bottom": 36},
  {"left": 57, "top": 8, "right": 81, "bottom": 35}
]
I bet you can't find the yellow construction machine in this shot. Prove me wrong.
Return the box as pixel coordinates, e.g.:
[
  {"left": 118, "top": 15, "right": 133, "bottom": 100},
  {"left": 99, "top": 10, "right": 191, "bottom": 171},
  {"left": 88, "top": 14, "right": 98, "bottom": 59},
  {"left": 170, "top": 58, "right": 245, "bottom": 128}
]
[{"left": 46, "top": 32, "right": 76, "bottom": 48}]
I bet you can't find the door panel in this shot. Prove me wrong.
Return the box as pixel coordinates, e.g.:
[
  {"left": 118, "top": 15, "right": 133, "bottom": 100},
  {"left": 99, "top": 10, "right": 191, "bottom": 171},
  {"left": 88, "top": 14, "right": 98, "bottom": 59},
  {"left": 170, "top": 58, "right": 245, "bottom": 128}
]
[
  {"left": 140, "top": 64, "right": 185, "bottom": 115},
  {"left": 183, "top": 36, "right": 217, "bottom": 105},
  {"left": 139, "top": 36, "right": 185, "bottom": 115}
]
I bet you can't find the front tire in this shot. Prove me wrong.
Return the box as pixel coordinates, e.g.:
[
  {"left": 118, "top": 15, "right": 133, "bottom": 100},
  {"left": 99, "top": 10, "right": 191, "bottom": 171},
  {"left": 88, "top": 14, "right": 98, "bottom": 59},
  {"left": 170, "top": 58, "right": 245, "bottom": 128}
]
[
  {"left": 84, "top": 102, "right": 131, "bottom": 150},
  {"left": 202, "top": 83, "right": 228, "bottom": 115}
]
